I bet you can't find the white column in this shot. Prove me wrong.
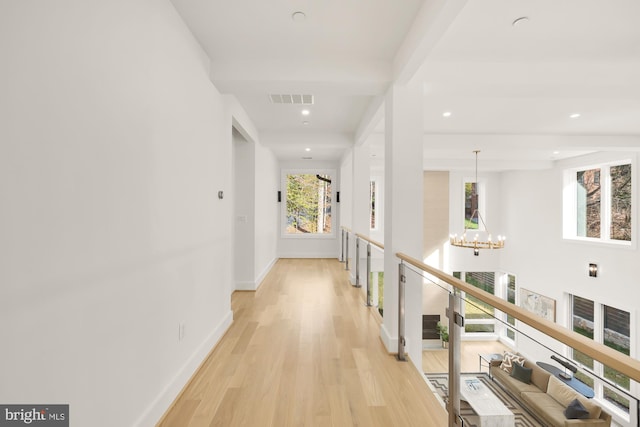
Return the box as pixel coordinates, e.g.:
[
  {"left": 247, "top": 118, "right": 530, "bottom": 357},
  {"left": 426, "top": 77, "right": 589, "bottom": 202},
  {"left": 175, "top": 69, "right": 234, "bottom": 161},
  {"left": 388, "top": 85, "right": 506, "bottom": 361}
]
[
  {"left": 382, "top": 82, "right": 424, "bottom": 369},
  {"left": 339, "top": 151, "right": 353, "bottom": 267},
  {"left": 350, "top": 140, "right": 371, "bottom": 288}
]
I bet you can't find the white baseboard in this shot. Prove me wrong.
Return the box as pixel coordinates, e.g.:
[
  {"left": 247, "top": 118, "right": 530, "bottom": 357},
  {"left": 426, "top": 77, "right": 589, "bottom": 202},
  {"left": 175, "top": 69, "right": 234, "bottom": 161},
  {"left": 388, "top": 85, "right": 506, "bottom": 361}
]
[
  {"left": 234, "top": 257, "right": 277, "bottom": 291},
  {"left": 422, "top": 339, "right": 442, "bottom": 350},
  {"left": 135, "top": 310, "right": 234, "bottom": 427},
  {"left": 380, "top": 323, "right": 397, "bottom": 354},
  {"left": 235, "top": 281, "right": 255, "bottom": 291},
  {"left": 254, "top": 257, "right": 277, "bottom": 290},
  {"left": 278, "top": 252, "right": 338, "bottom": 259}
]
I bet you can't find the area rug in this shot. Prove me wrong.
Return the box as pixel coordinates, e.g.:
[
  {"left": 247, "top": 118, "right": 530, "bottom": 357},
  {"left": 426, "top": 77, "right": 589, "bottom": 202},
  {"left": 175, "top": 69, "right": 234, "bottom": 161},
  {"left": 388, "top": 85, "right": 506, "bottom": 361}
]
[{"left": 425, "top": 373, "right": 544, "bottom": 427}]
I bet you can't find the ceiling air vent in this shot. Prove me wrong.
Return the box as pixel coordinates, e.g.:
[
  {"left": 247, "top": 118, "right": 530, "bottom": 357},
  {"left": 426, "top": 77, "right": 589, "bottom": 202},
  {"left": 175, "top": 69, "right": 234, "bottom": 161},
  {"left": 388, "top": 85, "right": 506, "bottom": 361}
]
[{"left": 269, "top": 94, "right": 314, "bottom": 105}]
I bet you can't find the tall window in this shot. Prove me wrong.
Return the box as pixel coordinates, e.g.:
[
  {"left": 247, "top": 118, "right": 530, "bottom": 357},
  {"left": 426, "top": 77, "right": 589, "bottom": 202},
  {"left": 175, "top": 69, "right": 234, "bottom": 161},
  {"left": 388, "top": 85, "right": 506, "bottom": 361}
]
[
  {"left": 611, "top": 164, "right": 632, "bottom": 240},
  {"left": 284, "top": 172, "right": 333, "bottom": 235},
  {"left": 453, "top": 271, "right": 517, "bottom": 340},
  {"left": 370, "top": 180, "right": 377, "bottom": 230},
  {"left": 565, "top": 161, "right": 632, "bottom": 244},
  {"left": 603, "top": 305, "right": 631, "bottom": 412},
  {"left": 571, "top": 296, "right": 595, "bottom": 383},
  {"left": 464, "top": 182, "right": 479, "bottom": 229},
  {"left": 570, "top": 295, "right": 633, "bottom": 418},
  {"left": 505, "top": 274, "right": 516, "bottom": 341},
  {"left": 462, "top": 272, "right": 495, "bottom": 334},
  {"left": 577, "top": 168, "right": 601, "bottom": 238}
]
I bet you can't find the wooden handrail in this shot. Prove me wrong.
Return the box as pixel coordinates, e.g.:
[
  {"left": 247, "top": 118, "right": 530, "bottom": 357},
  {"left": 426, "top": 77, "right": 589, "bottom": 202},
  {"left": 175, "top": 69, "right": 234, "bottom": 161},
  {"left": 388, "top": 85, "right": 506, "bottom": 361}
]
[
  {"left": 396, "top": 252, "right": 640, "bottom": 384},
  {"left": 355, "top": 233, "right": 384, "bottom": 250}
]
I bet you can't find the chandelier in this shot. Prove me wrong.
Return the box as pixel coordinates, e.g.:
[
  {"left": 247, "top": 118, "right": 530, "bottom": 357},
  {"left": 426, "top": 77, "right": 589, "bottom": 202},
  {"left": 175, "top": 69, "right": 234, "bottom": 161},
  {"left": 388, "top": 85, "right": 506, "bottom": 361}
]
[{"left": 449, "top": 150, "right": 505, "bottom": 256}]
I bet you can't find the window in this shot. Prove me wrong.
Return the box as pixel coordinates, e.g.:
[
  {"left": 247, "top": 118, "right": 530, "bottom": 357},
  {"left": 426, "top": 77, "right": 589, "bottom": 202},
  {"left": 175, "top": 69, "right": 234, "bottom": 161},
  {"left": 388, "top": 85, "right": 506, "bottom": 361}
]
[
  {"left": 602, "top": 305, "right": 631, "bottom": 412},
  {"left": 504, "top": 274, "right": 516, "bottom": 341},
  {"left": 577, "top": 168, "right": 601, "bottom": 238},
  {"left": 464, "top": 182, "right": 479, "bottom": 229},
  {"left": 570, "top": 295, "right": 633, "bottom": 419},
  {"left": 611, "top": 164, "right": 632, "bottom": 240},
  {"left": 461, "top": 272, "right": 496, "bottom": 334},
  {"left": 283, "top": 171, "right": 334, "bottom": 236},
  {"left": 370, "top": 180, "right": 377, "bottom": 230},
  {"left": 453, "top": 271, "right": 517, "bottom": 339},
  {"left": 565, "top": 161, "right": 632, "bottom": 244},
  {"left": 571, "top": 296, "right": 595, "bottom": 382}
]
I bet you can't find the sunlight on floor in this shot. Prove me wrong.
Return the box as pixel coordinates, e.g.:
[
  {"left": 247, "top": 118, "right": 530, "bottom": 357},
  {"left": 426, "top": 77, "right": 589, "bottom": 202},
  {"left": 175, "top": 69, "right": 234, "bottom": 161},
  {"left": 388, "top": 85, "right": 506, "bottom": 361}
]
[{"left": 422, "top": 340, "right": 510, "bottom": 374}]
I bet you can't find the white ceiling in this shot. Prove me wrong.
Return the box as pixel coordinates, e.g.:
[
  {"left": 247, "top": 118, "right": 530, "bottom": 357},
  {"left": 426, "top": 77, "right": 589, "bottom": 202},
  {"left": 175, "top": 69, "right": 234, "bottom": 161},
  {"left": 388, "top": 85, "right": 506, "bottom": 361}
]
[{"left": 170, "top": 0, "right": 640, "bottom": 168}]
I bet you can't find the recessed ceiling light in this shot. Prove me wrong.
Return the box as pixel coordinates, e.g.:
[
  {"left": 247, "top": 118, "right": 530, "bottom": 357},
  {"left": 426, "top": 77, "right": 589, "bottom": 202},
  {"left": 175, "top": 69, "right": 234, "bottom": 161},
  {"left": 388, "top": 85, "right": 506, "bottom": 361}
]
[
  {"left": 301, "top": 109, "right": 310, "bottom": 116},
  {"left": 292, "top": 11, "right": 306, "bottom": 22},
  {"left": 442, "top": 111, "right": 452, "bottom": 118},
  {"left": 553, "top": 151, "right": 560, "bottom": 155},
  {"left": 305, "top": 148, "right": 311, "bottom": 152},
  {"left": 570, "top": 113, "right": 581, "bottom": 118},
  {"left": 512, "top": 16, "right": 529, "bottom": 27}
]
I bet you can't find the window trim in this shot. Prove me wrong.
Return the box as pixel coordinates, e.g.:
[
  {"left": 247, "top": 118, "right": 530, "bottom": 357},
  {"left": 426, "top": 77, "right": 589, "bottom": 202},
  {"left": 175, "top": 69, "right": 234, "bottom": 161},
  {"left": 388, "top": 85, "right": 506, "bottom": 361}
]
[
  {"left": 452, "top": 271, "right": 520, "bottom": 343},
  {"left": 457, "top": 271, "right": 498, "bottom": 337},
  {"left": 568, "top": 294, "right": 637, "bottom": 425},
  {"left": 500, "top": 272, "right": 517, "bottom": 345},
  {"left": 462, "top": 178, "right": 486, "bottom": 231},
  {"left": 370, "top": 178, "right": 379, "bottom": 231},
  {"left": 563, "top": 157, "right": 635, "bottom": 248},
  {"left": 281, "top": 169, "right": 336, "bottom": 239}
]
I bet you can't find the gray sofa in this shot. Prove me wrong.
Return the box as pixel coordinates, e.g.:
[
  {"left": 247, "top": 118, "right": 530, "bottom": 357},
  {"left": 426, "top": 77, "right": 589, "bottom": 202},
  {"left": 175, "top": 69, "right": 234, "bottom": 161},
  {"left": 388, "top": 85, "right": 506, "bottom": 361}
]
[{"left": 490, "top": 356, "right": 612, "bottom": 427}]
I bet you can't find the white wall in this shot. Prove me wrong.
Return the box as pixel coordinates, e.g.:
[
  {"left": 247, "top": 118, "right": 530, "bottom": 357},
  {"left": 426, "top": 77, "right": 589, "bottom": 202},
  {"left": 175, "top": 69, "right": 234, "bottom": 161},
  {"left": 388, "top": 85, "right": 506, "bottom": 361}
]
[
  {"left": 497, "top": 168, "right": 566, "bottom": 362},
  {"left": 229, "top": 103, "right": 278, "bottom": 290},
  {"left": 368, "top": 133, "right": 386, "bottom": 245},
  {"left": 233, "top": 129, "right": 256, "bottom": 289},
  {"left": 0, "top": 1, "right": 241, "bottom": 425},
  {"left": 491, "top": 152, "right": 640, "bottom": 426},
  {"left": 351, "top": 142, "right": 372, "bottom": 289},
  {"left": 422, "top": 171, "right": 450, "bottom": 347},
  {"left": 254, "top": 142, "right": 279, "bottom": 286},
  {"left": 340, "top": 151, "right": 354, "bottom": 231},
  {"left": 499, "top": 153, "right": 640, "bottom": 359}
]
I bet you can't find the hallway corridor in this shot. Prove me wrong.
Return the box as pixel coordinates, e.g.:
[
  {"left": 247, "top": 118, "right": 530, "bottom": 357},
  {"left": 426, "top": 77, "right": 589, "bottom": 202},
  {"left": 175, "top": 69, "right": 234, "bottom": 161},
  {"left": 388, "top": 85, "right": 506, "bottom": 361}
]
[{"left": 158, "top": 258, "right": 447, "bottom": 426}]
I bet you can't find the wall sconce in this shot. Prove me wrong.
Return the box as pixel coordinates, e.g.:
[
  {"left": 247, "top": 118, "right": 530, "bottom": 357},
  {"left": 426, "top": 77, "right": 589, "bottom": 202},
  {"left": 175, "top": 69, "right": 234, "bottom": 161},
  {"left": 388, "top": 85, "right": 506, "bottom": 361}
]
[
  {"left": 588, "top": 263, "right": 598, "bottom": 277},
  {"left": 473, "top": 248, "right": 479, "bottom": 256}
]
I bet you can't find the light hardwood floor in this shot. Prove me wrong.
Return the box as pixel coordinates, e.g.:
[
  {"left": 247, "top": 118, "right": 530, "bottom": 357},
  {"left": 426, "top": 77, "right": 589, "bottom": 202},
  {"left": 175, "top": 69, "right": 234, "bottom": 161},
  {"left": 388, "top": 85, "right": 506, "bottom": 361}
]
[
  {"left": 423, "top": 341, "right": 510, "bottom": 374},
  {"left": 158, "top": 258, "right": 448, "bottom": 426}
]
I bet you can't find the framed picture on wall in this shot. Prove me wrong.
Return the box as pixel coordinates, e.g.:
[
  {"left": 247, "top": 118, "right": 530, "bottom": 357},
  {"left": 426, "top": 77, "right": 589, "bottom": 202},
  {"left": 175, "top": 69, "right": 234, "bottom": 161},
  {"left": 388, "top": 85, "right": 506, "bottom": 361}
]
[{"left": 519, "top": 288, "right": 556, "bottom": 322}]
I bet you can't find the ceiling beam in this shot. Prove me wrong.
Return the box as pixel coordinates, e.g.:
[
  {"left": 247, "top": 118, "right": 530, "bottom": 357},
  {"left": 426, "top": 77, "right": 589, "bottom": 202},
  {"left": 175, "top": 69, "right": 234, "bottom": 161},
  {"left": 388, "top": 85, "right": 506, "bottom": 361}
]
[
  {"left": 209, "top": 59, "right": 391, "bottom": 96},
  {"left": 392, "top": 0, "right": 468, "bottom": 85}
]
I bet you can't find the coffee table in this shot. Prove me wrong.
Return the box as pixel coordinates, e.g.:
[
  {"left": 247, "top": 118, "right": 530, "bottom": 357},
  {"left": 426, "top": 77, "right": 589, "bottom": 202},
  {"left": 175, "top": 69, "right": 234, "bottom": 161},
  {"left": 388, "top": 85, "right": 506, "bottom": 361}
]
[{"left": 460, "top": 376, "right": 514, "bottom": 427}]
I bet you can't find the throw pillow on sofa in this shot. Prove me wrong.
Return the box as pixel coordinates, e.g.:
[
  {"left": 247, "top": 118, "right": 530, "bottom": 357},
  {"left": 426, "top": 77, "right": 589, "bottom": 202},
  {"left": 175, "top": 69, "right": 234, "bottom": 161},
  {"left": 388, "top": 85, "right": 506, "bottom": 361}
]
[
  {"left": 547, "top": 376, "right": 602, "bottom": 419},
  {"left": 510, "top": 361, "right": 533, "bottom": 384},
  {"left": 500, "top": 351, "right": 525, "bottom": 374},
  {"left": 564, "top": 398, "right": 590, "bottom": 419}
]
